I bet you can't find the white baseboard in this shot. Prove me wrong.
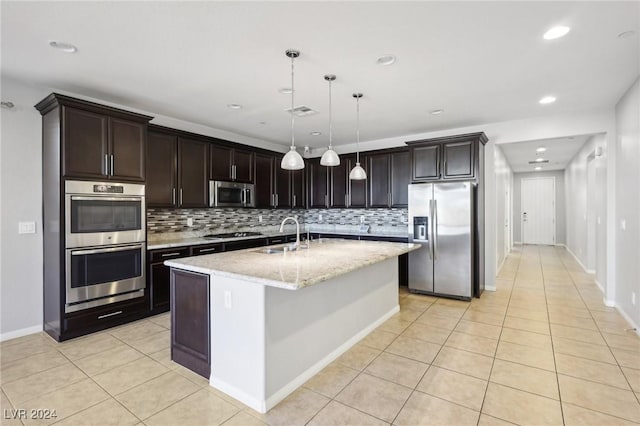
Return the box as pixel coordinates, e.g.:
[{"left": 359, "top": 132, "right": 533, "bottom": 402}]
[
  {"left": 594, "top": 280, "right": 605, "bottom": 294},
  {"left": 514, "top": 241, "right": 522, "bottom": 245},
  {"left": 611, "top": 303, "right": 640, "bottom": 337},
  {"left": 603, "top": 297, "right": 615, "bottom": 308},
  {"left": 564, "top": 245, "right": 591, "bottom": 275},
  {"left": 555, "top": 243, "right": 566, "bottom": 247},
  {"left": 485, "top": 285, "right": 497, "bottom": 292},
  {"left": 209, "top": 305, "right": 400, "bottom": 413},
  {"left": 0, "top": 325, "right": 43, "bottom": 342},
  {"left": 585, "top": 269, "right": 596, "bottom": 274}
]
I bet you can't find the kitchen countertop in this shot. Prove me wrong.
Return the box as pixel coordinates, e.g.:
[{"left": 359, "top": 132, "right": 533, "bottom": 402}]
[
  {"left": 147, "top": 227, "right": 408, "bottom": 250},
  {"left": 164, "top": 239, "right": 419, "bottom": 290}
]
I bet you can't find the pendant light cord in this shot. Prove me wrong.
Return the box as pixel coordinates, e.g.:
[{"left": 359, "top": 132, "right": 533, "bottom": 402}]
[
  {"left": 356, "top": 95, "right": 360, "bottom": 163},
  {"left": 290, "top": 55, "right": 295, "bottom": 149},
  {"left": 329, "top": 79, "right": 333, "bottom": 149}
]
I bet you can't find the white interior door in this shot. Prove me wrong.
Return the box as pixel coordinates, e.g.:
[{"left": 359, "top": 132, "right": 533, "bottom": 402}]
[{"left": 521, "top": 177, "right": 555, "bottom": 245}]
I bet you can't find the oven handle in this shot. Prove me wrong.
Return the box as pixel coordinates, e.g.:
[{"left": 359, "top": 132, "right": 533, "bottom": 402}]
[
  {"left": 71, "top": 244, "right": 144, "bottom": 256},
  {"left": 70, "top": 196, "right": 143, "bottom": 202}
]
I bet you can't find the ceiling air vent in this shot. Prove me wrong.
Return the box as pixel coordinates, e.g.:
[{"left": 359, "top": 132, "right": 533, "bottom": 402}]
[
  {"left": 285, "top": 105, "right": 317, "bottom": 117},
  {"left": 528, "top": 160, "right": 550, "bottom": 164}
]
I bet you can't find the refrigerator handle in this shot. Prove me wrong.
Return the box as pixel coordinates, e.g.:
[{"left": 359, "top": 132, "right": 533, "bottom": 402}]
[
  {"left": 433, "top": 199, "right": 438, "bottom": 260},
  {"left": 428, "top": 200, "right": 434, "bottom": 259}
]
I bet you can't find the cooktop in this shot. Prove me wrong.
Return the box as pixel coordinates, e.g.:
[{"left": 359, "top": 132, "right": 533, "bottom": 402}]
[{"left": 203, "top": 231, "right": 264, "bottom": 239}]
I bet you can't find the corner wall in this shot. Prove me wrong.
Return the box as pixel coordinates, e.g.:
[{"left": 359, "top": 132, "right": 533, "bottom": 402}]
[
  {"left": 494, "top": 145, "right": 513, "bottom": 273},
  {"left": 513, "top": 170, "right": 566, "bottom": 245},
  {"left": 614, "top": 77, "right": 639, "bottom": 328}
]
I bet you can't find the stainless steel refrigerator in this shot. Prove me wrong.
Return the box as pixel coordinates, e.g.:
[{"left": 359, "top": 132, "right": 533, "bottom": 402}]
[{"left": 408, "top": 182, "right": 475, "bottom": 300}]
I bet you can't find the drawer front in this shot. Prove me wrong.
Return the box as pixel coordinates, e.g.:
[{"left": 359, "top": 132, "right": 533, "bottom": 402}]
[
  {"left": 267, "top": 236, "right": 286, "bottom": 245},
  {"left": 225, "top": 238, "right": 267, "bottom": 251},
  {"left": 191, "top": 243, "right": 224, "bottom": 256},
  {"left": 64, "top": 298, "right": 146, "bottom": 335},
  {"left": 149, "top": 247, "right": 190, "bottom": 262}
]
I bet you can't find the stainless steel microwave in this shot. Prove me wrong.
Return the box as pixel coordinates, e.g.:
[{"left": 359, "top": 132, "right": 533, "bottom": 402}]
[{"left": 209, "top": 181, "right": 255, "bottom": 208}]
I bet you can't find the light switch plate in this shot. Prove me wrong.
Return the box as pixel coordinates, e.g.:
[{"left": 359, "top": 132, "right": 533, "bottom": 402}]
[{"left": 18, "top": 221, "right": 36, "bottom": 234}]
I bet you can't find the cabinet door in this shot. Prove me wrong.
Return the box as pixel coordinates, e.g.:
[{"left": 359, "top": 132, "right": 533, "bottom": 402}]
[
  {"left": 412, "top": 144, "right": 440, "bottom": 181},
  {"left": 149, "top": 262, "right": 170, "bottom": 313},
  {"left": 274, "top": 159, "right": 292, "bottom": 208},
  {"left": 348, "top": 156, "right": 368, "bottom": 208},
  {"left": 330, "top": 160, "right": 349, "bottom": 208},
  {"left": 308, "top": 158, "right": 329, "bottom": 208},
  {"left": 368, "top": 154, "right": 390, "bottom": 207},
  {"left": 110, "top": 118, "right": 146, "bottom": 182},
  {"left": 178, "top": 138, "right": 209, "bottom": 208},
  {"left": 209, "top": 145, "right": 233, "bottom": 181},
  {"left": 146, "top": 132, "right": 177, "bottom": 207},
  {"left": 233, "top": 149, "right": 254, "bottom": 183},
  {"left": 291, "top": 168, "right": 305, "bottom": 209},
  {"left": 443, "top": 140, "right": 474, "bottom": 179},
  {"left": 254, "top": 153, "right": 274, "bottom": 208},
  {"left": 390, "top": 150, "right": 410, "bottom": 207},
  {"left": 171, "top": 269, "right": 210, "bottom": 378},
  {"left": 63, "top": 107, "right": 109, "bottom": 179}
]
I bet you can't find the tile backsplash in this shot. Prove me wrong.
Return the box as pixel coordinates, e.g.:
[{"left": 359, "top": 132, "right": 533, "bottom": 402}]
[{"left": 147, "top": 207, "right": 408, "bottom": 234}]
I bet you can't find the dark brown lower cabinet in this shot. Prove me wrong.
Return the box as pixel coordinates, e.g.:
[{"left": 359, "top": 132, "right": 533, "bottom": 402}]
[{"left": 171, "top": 269, "right": 210, "bottom": 378}]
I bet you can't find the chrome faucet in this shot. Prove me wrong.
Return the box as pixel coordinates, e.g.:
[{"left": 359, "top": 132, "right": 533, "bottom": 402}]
[{"left": 279, "top": 216, "right": 300, "bottom": 250}]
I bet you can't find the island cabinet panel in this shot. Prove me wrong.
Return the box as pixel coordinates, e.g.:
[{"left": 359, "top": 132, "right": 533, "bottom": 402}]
[
  {"left": 178, "top": 137, "right": 209, "bottom": 208},
  {"left": 308, "top": 158, "right": 329, "bottom": 208},
  {"left": 210, "top": 144, "right": 254, "bottom": 183},
  {"left": 146, "top": 131, "right": 178, "bottom": 207},
  {"left": 254, "top": 153, "right": 275, "bottom": 208},
  {"left": 171, "top": 269, "right": 210, "bottom": 379}
]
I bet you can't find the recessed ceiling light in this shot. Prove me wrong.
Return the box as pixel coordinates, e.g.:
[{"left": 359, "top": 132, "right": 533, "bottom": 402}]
[
  {"left": 536, "top": 147, "right": 547, "bottom": 153},
  {"left": 49, "top": 41, "right": 77, "bottom": 53},
  {"left": 535, "top": 158, "right": 545, "bottom": 162},
  {"left": 539, "top": 96, "right": 556, "bottom": 104},
  {"left": 279, "top": 88, "right": 293, "bottom": 94},
  {"left": 430, "top": 109, "right": 444, "bottom": 115},
  {"left": 310, "top": 131, "right": 322, "bottom": 136},
  {"left": 618, "top": 30, "right": 637, "bottom": 39},
  {"left": 376, "top": 55, "right": 396, "bottom": 66},
  {"left": 543, "top": 26, "right": 570, "bottom": 40},
  {"left": 534, "top": 166, "right": 543, "bottom": 171},
  {"left": 227, "top": 104, "right": 242, "bottom": 109}
]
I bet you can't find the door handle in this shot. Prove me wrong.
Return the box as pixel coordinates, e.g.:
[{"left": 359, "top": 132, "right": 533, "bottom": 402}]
[
  {"left": 325, "top": 194, "right": 329, "bottom": 207},
  {"left": 433, "top": 199, "right": 438, "bottom": 260},
  {"left": 275, "top": 193, "right": 279, "bottom": 206},
  {"left": 427, "top": 200, "right": 433, "bottom": 259},
  {"left": 241, "top": 188, "right": 246, "bottom": 205},
  {"left": 104, "top": 155, "right": 109, "bottom": 176},
  {"left": 172, "top": 188, "right": 176, "bottom": 205},
  {"left": 293, "top": 194, "right": 297, "bottom": 207},
  {"left": 179, "top": 188, "right": 183, "bottom": 206},
  {"left": 110, "top": 155, "right": 114, "bottom": 176},
  {"left": 98, "top": 311, "right": 123, "bottom": 320}
]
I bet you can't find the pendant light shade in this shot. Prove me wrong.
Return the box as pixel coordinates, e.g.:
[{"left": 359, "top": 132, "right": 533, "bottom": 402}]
[
  {"left": 320, "top": 74, "right": 340, "bottom": 166},
  {"left": 349, "top": 93, "right": 367, "bottom": 180},
  {"left": 281, "top": 49, "right": 305, "bottom": 171}
]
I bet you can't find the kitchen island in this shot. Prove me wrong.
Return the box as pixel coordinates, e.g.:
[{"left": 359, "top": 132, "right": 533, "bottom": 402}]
[{"left": 165, "top": 238, "right": 419, "bottom": 413}]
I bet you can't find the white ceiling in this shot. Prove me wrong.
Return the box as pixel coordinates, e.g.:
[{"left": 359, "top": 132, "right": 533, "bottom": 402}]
[
  {"left": 500, "top": 135, "right": 592, "bottom": 173},
  {"left": 1, "top": 2, "right": 638, "bottom": 150}
]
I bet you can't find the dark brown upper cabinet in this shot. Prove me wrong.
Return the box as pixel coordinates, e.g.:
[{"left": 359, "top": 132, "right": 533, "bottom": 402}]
[
  {"left": 274, "top": 158, "right": 294, "bottom": 208},
  {"left": 390, "top": 150, "right": 410, "bottom": 207},
  {"left": 368, "top": 154, "right": 391, "bottom": 207},
  {"left": 254, "top": 153, "right": 274, "bottom": 208},
  {"left": 35, "top": 94, "right": 151, "bottom": 183},
  {"left": 255, "top": 153, "right": 299, "bottom": 209},
  {"left": 347, "top": 155, "right": 368, "bottom": 208},
  {"left": 291, "top": 168, "right": 305, "bottom": 209},
  {"left": 330, "top": 160, "right": 349, "bottom": 208},
  {"left": 365, "top": 149, "right": 410, "bottom": 208},
  {"left": 308, "top": 158, "right": 329, "bottom": 208},
  {"left": 147, "top": 131, "right": 178, "bottom": 207},
  {"left": 178, "top": 137, "right": 209, "bottom": 208},
  {"left": 210, "top": 145, "right": 254, "bottom": 183},
  {"left": 408, "top": 133, "right": 487, "bottom": 182}
]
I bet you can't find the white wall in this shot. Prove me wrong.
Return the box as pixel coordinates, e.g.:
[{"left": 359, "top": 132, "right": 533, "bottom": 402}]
[
  {"left": 565, "top": 134, "right": 607, "bottom": 285},
  {"left": 494, "top": 145, "right": 513, "bottom": 273},
  {"left": 0, "top": 79, "right": 45, "bottom": 339},
  {"left": 614, "top": 77, "right": 640, "bottom": 329},
  {"left": 513, "top": 170, "right": 566, "bottom": 245}
]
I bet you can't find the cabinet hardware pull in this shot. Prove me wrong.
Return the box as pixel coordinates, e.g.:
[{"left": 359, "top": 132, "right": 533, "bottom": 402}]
[
  {"left": 161, "top": 252, "right": 182, "bottom": 257},
  {"left": 110, "top": 155, "right": 114, "bottom": 176},
  {"left": 104, "top": 155, "right": 109, "bottom": 176},
  {"left": 98, "top": 311, "right": 123, "bottom": 320},
  {"left": 443, "top": 159, "right": 446, "bottom": 176},
  {"left": 275, "top": 193, "right": 279, "bottom": 206},
  {"left": 179, "top": 188, "right": 183, "bottom": 205},
  {"left": 172, "top": 188, "right": 176, "bottom": 205},
  {"left": 293, "top": 194, "right": 297, "bottom": 206},
  {"left": 271, "top": 194, "right": 275, "bottom": 207},
  {"left": 388, "top": 192, "right": 391, "bottom": 206},
  {"left": 232, "top": 165, "right": 236, "bottom": 180},
  {"left": 198, "top": 247, "right": 218, "bottom": 253},
  {"left": 325, "top": 194, "right": 328, "bottom": 207}
]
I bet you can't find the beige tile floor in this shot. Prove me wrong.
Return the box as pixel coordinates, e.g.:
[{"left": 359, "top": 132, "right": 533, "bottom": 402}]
[{"left": 1, "top": 245, "right": 640, "bottom": 425}]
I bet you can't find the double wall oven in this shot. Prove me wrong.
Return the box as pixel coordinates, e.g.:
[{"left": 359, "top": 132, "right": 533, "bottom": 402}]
[{"left": 64, "top": 180, "right": 146, "bottom": 313}]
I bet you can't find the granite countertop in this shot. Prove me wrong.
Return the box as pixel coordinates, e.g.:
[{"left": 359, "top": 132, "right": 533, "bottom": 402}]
[
  {"left": 147, "top": 226, "right": 408, "bottom": 250},
  {"left": 164, "top": 239, "right": 420, "bottom": 290}
]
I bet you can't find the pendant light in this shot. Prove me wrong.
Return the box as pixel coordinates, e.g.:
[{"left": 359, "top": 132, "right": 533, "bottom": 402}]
[
  {"left": 320, "top": 74, "right": 340, "bottom": 166},
  {"left": 349, "top": 93, "right": 367, "bottom": 180},
  {"left": 281, "top": 49, "right": 305, "bottom": 170}
]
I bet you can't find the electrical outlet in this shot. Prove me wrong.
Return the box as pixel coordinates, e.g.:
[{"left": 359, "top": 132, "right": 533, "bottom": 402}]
[
  {"left": 258, "top": 215, "right": 263, "bottom": 223},
  {"left": 18, "top": 221, "right": 36, "bottom": 234},
  {"left": 319, "top": 214, "right": 323, "bottom": 222},
  {"left": 360, "top": 216, "right": 365, "bottom": 224},
  {"left": 401, "top": 215, "right": 406, "bottom": 223},
  {"left": 224, "top": 291, "right": 232, "bottom": 309},
  {"left": 187, "top": 217, "right": 193, "bottom": 227},
  {"left": 632, "top": 292, "right": 636, "bottom": 306}
]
